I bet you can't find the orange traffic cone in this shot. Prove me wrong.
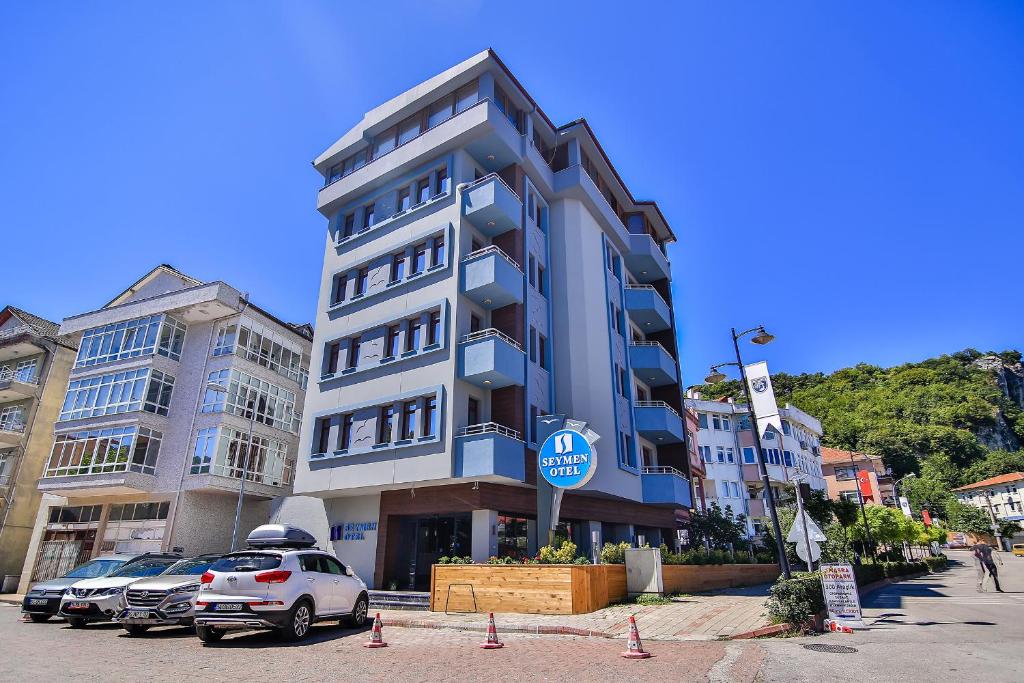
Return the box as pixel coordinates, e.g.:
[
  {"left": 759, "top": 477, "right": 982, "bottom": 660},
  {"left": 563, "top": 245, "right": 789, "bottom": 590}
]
[
  {"left": 480, "top": 612, "right": 504, "bottom": 649},
  {"left": 363, "top": 612, "right": 388, "bottom": 648},
  {"left": 620, "top": 615, "right": 652, "bottom": 659}
]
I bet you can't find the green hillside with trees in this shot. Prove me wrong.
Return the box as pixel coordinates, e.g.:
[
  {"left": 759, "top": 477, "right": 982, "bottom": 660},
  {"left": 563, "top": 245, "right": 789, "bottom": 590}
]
[{"left": 693, "top": 349, "right": 1024, "bottom": 527}]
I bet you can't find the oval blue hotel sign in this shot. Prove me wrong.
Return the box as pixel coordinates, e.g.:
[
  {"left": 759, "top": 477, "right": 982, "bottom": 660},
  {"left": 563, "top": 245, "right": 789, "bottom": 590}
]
[{"left": 538, "top": 429, "right": 596, "bottom": 490}]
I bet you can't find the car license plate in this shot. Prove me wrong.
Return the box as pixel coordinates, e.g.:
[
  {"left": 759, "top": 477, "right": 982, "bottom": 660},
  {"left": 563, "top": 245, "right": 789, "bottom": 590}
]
[
  {"left": 126, "top": 610, "right": 150, "bottom": 619},
  {"left": 29, "top": 598, "right": 48, "bottom": 606},
  {"left": 68, "top": 601, "right": 90, "bottom": 610},
  {"left": 215, "top": 603, "right": 243, "bottom": 611}
]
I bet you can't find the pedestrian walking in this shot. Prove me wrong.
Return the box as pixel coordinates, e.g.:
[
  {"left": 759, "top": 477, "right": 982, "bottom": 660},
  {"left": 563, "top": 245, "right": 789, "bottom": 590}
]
[{"left": 973, "top": 542, "right": 1004, "bottom": 592}]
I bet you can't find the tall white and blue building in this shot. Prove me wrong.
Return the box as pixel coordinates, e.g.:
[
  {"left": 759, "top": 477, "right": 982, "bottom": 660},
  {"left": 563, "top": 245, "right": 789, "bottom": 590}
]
[{"left": 282, "top": 50, "right": 693, "bottom": 590}]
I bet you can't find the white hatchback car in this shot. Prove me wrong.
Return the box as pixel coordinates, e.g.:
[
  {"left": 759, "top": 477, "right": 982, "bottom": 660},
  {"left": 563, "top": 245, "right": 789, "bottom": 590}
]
[{"left": 193, "top": 525, "right": 368, "bottom": 643}]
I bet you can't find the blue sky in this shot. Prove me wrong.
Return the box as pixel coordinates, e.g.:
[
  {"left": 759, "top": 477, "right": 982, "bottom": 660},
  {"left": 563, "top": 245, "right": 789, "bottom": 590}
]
[{"left": 2, "top": 2, "right": 1021, "bottom": 384}]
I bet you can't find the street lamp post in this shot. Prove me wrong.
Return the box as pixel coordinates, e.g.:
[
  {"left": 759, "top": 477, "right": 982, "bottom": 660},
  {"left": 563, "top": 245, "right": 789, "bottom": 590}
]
[
  {"left": 208, "top": 382, "right": 256, "bottom": 552},
  {"left": 705, "top": 325, "right": 791, "bottom": 579}
]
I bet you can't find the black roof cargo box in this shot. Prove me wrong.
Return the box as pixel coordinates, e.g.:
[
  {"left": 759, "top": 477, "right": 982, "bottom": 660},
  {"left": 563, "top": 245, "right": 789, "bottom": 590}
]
[{"left": 246, "top": 524, "right": 317, "bottom": 549}]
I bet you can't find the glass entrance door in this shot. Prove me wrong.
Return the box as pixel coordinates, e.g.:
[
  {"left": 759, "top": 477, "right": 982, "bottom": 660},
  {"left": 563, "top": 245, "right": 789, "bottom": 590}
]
[{"left": 390, "top": 514, "right": 472, "bottom": 591}]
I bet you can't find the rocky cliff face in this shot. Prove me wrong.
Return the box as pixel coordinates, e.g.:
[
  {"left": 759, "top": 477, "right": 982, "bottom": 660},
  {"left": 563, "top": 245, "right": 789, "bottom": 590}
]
[{"left": 973, "top": 355, "right": 1024, "bottom": 451}]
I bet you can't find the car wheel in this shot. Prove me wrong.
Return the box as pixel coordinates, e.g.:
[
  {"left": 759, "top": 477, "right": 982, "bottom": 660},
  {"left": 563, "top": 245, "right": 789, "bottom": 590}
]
[
  {"left": 67, "top": 618, "right": 87, "bottom": 629},
  {"left": 28, "top": 614, "right": 51, "bottom": 623},
  {"left": 278, "top": 599, "right": 313, "bottom": 642},
  {"left": 195, "top": 625, "right": 224, "bottom": 643},
  {"left": 346, "top": 594, "right": 368, "bottom": 628},
  {"left": 124, "top": 624, "right": 150, "bottom": 636}
]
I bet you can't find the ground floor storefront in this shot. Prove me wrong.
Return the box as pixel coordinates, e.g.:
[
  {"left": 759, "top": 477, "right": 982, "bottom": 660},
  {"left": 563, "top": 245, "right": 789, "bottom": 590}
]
[{"left": 278, "top": 482, "right": 684, "bottom": 591}]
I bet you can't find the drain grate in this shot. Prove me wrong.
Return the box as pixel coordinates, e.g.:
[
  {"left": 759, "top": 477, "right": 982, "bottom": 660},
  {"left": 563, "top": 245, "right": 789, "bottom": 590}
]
[{"left": 802, "top": 644, "right": 859, "bottom": 654}]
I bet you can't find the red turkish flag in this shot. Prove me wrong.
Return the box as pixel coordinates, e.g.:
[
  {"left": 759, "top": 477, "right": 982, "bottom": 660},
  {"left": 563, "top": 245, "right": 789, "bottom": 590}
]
[
  {"left": 922, "top": 509, "right": 932, "bottom": 527},
  {"left": 857, "top": 470, "right": 873, "bottom": 500}
]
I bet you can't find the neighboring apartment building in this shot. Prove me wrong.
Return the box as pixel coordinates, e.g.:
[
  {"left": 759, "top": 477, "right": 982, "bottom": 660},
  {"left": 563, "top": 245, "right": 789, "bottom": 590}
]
[
  {"left": 18, "top": 265, "right": 312, "bottom": 590},
  {"left": 279, "top": 49, "right": 692, "bottom": 590},
  {"left": 952, "top": 472, "right": 1024, "bottom": 525},
  {"left": 684, "top": 393, "right": 825, "bottom": 537},
  {"left": 0, "top": 307, "right": 77, "bottom": 589},
  {"left": 820, "top": 446, "right": 895, "bottom": 507}
]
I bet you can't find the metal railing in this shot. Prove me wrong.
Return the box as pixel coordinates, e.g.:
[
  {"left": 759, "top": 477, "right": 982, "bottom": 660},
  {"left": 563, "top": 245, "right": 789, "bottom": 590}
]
[
  {"left": 0, "top": 421, "right": 26, "bottom": 434},
  {"left": 641, "top": 465, "right": 687, "bottom": 479},
  {"left": 460, "top": 171, "right": 521, "bottom": 201},
  {"left": 458, "top": 328, "right": 523, "bottom": 352},
  {"left": 624, "top": 284, "right": 656, "bottom": 291},
  {"left": 456, "top": 422, "right": 522, "bottom": 442},
  {"left": 0, "top": 368, "right": 39, "bottom": 385},
  {"left": 629, "top": 340, "right": 670, "bottom": 354},
  {"left": 634, "top": 400, "right": 682, "bottom": 419},
  {"left": 461, "top": 245, "right": 522, "bottom": 271}
]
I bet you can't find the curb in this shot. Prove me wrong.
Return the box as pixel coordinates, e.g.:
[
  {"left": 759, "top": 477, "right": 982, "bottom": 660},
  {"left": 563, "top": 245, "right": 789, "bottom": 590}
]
[
  {"left": 727, "top": 623, "right": 792, "bottom": 640},
  {"left": 381, "top": 616, "right": 614, "bottom": 638},
  {"left": 0, "top": 596, "right": 23, "bottom": 606}
]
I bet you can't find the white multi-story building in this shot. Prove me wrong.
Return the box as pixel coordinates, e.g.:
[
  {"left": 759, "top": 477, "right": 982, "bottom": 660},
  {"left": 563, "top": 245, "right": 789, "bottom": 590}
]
[
  {"left": 952, "top": 472, "right": 1024, "bottom": 526},
  {"left": 278, "top": 49, "right": 695, "bottom": 590},
  {"left": 685, "top": 393, "right": 825, "bottom": 537},
  {"left": 18, "top": 265, "right": 312, "bottom": 589}
]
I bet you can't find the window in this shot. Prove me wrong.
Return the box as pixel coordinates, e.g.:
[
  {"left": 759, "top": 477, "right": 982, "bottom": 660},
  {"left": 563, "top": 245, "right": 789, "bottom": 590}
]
[
  {"left": 315, "top": 417, "right": 331, "bottom": 455},
  {"left": 731, "top": 482, "right": 741, "bottom": 498},
  {"left": 536, "top": 264, "right": 546, "bottom": 295},
  {"left": 214, "top": 324, "right": 238, "bottom": 356},
  {"left": 385, "top": 325, "right": 400, "bottom": 358},
  {"left": 783, "top": 450, "right": 793, "bottom": 467},
  {"left": 401, "top": 401, "right": 418, "bottom": 440},
  {"left": 75, "top": 314, "right": 186, "bottom": 367},
  {"left": 621, "top": 433, "right": 636, "bottom": 468},
  {"left": 340, "top": 414, "right": 354, "bottom": 450},
  {"left": 397, "top": 115, "right": 421, "bottom": 146},
  {"left": 326, "top": 342, "right": 341, "bottom": 375},
  {"left": 331, "top": 274, "right": 347, "bottom": 305},
  {"left": 423, "top": 397, "right": 437, "bottom": 438},
  {"left": 202, "top": 369, "right": 298, "bottom": 433},
  {"left": 0, "top": 405, "right": 24, "bottom": 431},
  {"left": 428, "top": 95, "right": 454, "bottom": 128},
  {"left": 416, "top": 177, "right": 431, "bottom": 204},
  {"left": 743, "top": 447, "right": 756, "bottom": 464},
  {"left": 528, "top": 256, "right": 536, "bottom": 286},
  {"left": 738, "top": 415, "right": 751, "bottom": 431},
  {"left": 636, "top": 386, "right": 648, "bottom": 402},
  {"left": 781, "top": 420, "right": 791, "bottom": 436},
  {"left": 619, "top": 367, "right": 628, "bottom": 397},
  {"left": 192, "top": 427, "right": 291, "bottom": 485},
  {"left": 721, "top": 416, "right": 731, "bottom": 431},
  {"left": 431, "top": 237, "right": 445, "bottom": 267},
  {"left": 347, "top": 337, "right": 360, "bottom": 369},
  {"left": 529, "top": 326, "right": 537, "bottom": 362},
  {"left": 391, "top": 253, "right": 406, "bottom": 283},
  {"left": 470, "top": 314, "right": 481, "bottom": 333},
  {"left": 698, "top": 413, "right": 709, "bottom": 429},
  {"left": 726, "top": 447, "right": 735, "bottom": 464},
  {"left": 455, "top": 80, "right": 478, "bottom": 113},
  {"left": 342, "top": 213, "right": 355, "bottom": 238},
  {"left": 373, "top": 127, "right": 396, "bottom": 157},
  {"left": 60, "top": 368, "right": 173, "bottom": 421},
  {"left": 378, "top": 405, "right": 394, "bottom": 444},
  {"left": 712, "top": 416, "right": 721, "bottom": 431},
  {"left": 538, "top": 335, "right": 547, "bottom": 369},
  {"left": 434, "top": 167, "right": 449, "bottom": 196},
  {"left": 427, "top": 311, "right": 442, "bottom": 346},
  {"left": 716, "top": 446, "right": 725, "bottom": 463},
  {"left": 412, "top": 243, "right": 427, "bottom": 274},
  {"left": 406, "top": 318, "right": 422, "bottom": 352},
  {"left": 355, "top": 267, "right": 368, "bottom": 295},
  {"left": 45, "top": 426, "right": 162, "bottom": 477},
  {"left": 231, "top": 324, "right": 309, "bottom": 387},
  {"left": 363, "top": 203, "right": 376, "bottom": 229},
  {"left": 468, "top": 397, "right": 480, "bottom": 425}
]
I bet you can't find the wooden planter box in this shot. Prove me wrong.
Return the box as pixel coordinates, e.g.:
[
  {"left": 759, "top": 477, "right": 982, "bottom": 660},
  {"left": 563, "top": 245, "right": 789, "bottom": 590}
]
[
  {"left": 430, "top": 564, "right": 627, "bottom": 615},
  {"left": 661, "top": 563, "right": 780, "bottom": 594}
]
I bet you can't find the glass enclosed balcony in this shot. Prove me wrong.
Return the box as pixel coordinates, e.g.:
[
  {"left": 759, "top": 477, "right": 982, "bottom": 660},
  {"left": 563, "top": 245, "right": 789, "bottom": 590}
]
[
  {"left": 461, "top": 173, "right": 522, "bottom": 237},
  {"left": 624, "top": 285, "right": 672, "bottom": 332},
  {"left": 461, "top": 246, "right": 524, "bottom": 310},
  {"left": 454, "top": 422, "right": 525, "bottom": 481},
  {"left": 458, "top": 329, "right": 525, "bottom": 389}
]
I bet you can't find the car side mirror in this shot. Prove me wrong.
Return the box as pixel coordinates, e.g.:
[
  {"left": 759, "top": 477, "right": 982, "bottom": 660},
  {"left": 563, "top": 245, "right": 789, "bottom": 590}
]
[{"left": 344, "top": 565, "right": 353, "bottom": 576}]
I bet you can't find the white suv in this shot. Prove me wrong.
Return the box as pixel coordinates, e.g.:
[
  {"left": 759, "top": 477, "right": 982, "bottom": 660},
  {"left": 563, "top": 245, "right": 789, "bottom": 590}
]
[{"left": 193, "top": 525, "right": 368, "bottom": 643}]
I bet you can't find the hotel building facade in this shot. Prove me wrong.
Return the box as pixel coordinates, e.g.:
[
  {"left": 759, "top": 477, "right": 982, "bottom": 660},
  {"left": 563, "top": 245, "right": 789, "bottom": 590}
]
[
  {"left": 280, "top": 50, "right": 693, "bottom": 590},
  {"left": 17, "top": 265, "right": 312, "bottom": 590}
]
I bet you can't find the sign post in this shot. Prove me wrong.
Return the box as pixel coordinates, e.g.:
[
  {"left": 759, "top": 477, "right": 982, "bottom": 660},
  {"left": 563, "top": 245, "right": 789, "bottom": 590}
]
[
  {"left": 819, "top": 562, "right": 865, "bottom": 629},
  {"left": 534, "top": 415, "right": 599, "bottom": 551}
]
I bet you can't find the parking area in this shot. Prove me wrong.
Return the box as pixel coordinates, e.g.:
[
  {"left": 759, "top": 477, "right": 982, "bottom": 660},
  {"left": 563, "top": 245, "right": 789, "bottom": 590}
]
[{"left": 0, "top": 603, "right": 754, "bottom": 682}]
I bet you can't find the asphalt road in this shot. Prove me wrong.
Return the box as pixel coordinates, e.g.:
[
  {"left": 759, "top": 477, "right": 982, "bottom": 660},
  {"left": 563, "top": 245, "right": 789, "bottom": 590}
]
[
  {"left": 1, "top": 551, "right": 1019, "bottom": 682},
  {"left": 756, "top": 550, "right": 1024, "bottom": 682}
]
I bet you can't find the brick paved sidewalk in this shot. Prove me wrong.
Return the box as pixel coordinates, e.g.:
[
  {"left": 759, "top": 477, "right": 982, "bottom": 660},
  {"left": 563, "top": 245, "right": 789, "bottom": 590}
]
[{"left": 377, "top": 583, "right": 772, "bottom": 641}]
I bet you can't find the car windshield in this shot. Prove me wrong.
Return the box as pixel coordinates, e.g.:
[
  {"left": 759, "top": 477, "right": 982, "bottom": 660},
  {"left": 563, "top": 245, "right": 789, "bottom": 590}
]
[
  {"left": 210, "top": 553, "right": 281, "bottom": 572},
  {"left": 64, "top": 559, "right": 126, "bottom": 579},
  {"left": 165, "top": 557, "right": 219, "bottom": 576},
  {"left": 110, "top": 558, "right": 177, "bottom": 578}
]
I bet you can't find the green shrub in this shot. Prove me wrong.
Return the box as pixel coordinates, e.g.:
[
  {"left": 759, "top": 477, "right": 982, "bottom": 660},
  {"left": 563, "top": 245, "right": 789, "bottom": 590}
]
[
  {"left": 572, "top": 556, "right": 592, "bottom": 565},
  {"left": 765, "top": 572, "right": 824, "bottom": 626},
  {"left": 487, "top": 556, "right": 516, "bottom": 565},
  {"left": 853, "top": 563, "right": 884, "bottom": 585},
  {"left": 924, "top": 554, "right": 948, "bottom": 572},
  {"left": 538, "top": 539, "right": 579, "bottom": 564},
  {"left": 599, "top": 541, "right": 631, "bottom": 564},
  {"left": 634, "top": 593, "right": 672, "bottom": 606},
  {"left": 754, "top": 551, "right": 776, "bottom": 564},
  {"left": 437, "top": 556, "right": 450, "bottom": 565}
]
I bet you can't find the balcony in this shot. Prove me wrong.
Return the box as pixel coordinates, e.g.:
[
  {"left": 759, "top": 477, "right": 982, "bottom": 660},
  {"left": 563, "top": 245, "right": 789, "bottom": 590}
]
[
  {"left": 0, "top": 326, "right": 47, "bottom": 363},
  {"left": 461, "top": 173, "right": 522, "bottom": 237},
  {"left": 0, "top": 422, "right": 26, "bottom": 447},
  {"left": 37, "top": 465, "right": 157, "bottom": 497},
  {"left": 628, "top": 342, "right": 677, "bottom": 387},
  {"left": 634, "top": 401, "right": 685, "bottom": 444},
  {"left": 461, "top": 246, "right": 524, "bottom": 310},
  {"left": 624, "top": 233, "right": 671, "bottom": 284},
  {"left": 624, "top": 285, "right": 672, "bottom": 332},
  {"left": 454, "top": 423, "right": 525, "bottom": 481},
  {"left": 641, "top": 466, "right": 692, "bottom": 507},
  {"left": 0, "top": 370, "right": 40, "bottom": 403},
  {"left": 458, "top": 329, "right": 525, "bottom": 389}
]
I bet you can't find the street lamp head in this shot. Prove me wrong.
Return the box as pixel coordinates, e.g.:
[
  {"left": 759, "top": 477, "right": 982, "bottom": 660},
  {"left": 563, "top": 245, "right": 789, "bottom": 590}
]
[
  {"left": 704, "top": 369, "right": 727, "bottom": 384},
  {"left": 750, "top": 326, "right": 775, "bottom": 345}
]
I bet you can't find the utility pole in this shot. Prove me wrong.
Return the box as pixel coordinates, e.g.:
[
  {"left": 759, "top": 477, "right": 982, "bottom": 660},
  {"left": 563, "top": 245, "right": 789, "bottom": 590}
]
[{"left": 851, "top": 452, "right": 876, "bottom": 562}]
